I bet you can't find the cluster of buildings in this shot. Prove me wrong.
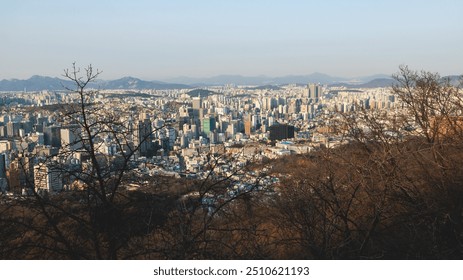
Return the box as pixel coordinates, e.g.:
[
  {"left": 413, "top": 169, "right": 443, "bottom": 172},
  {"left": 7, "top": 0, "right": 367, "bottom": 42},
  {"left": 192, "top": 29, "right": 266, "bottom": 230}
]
[{"left": 0, "top": 83, "right": 400, "bottom": 196}]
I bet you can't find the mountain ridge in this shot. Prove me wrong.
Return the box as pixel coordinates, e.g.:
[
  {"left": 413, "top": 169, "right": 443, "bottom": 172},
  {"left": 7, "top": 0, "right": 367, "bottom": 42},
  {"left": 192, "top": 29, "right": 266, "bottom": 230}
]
[
  {"left": 1, "top": 73, "right": 460, "bottom": 91},
  {"left": 164, "top": 72, "right": 348, "bottom": 85},
  {"left": 0, "top": 76, "right": 191, "bottom": 91}
]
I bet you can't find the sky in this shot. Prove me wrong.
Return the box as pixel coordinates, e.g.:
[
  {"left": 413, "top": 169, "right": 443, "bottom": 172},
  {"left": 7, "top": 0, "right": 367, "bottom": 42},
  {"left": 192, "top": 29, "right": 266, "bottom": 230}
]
[{"left": 1, "top": 0, "right": 462, "bottom": 80}]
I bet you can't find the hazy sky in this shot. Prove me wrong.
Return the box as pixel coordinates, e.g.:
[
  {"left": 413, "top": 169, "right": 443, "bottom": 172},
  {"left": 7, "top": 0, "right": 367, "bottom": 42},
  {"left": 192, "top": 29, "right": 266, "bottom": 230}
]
[{"left": 2, "top": 0, "right": 462, "bottom": 80}]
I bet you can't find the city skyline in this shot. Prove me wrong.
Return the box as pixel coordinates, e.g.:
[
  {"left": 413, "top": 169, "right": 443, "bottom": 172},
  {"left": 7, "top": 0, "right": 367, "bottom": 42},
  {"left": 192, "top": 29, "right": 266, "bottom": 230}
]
[
  {"left": 2, "top": 0, "right": 463, "bottom": 80},
  {"left": 1, "top": 5, "right": 463, "bottom": 263}
]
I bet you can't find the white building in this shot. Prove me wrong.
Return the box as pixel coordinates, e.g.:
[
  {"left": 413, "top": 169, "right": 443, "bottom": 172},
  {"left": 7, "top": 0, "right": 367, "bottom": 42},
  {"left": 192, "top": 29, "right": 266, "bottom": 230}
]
[
  {"left": 60, "top": 125, "right": 82, "bottom": 151},
  {"left": 34, "top": 163, "right": 63, "bottom": 194}
]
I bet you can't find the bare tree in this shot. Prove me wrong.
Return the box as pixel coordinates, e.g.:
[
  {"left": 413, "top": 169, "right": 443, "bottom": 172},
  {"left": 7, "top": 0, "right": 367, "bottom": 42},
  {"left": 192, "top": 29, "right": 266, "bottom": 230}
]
[
  {"left": 392, "top": 65, "right": 463, "bottom": 143},
  {"left": 0, "top": 63, "right": 170, "bottom": 259},
  {"left": 0, "top": 63, "right": 269, "bottom": 260},
  {"left": 4, "top": 65, "right": 462, "bottom": 259},
  {"left": 271, "top": 66, "right": 463, "bottom": 259}
]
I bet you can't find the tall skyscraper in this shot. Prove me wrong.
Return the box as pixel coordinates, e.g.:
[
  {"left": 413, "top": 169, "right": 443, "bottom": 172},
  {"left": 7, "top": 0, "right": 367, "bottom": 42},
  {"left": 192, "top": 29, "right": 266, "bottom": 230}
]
[
  {"left": 308, "top": 84, "right": 322, "bottom": 102},
  {"left": 44, "top": 125, "right": 62, "bottom": 147},
  {"left": 166, "top": 127, "right": 176, "bottom": 149},
  {"left": 202, "top": 115, "right": 216, "bottom": 136},
  {"left": 134, "top": 119, "right": 152, "bottom": 157},
  {"left": 244, "top": 114, "right": 252, "bottom": 136},
  {"left": 192, "top": 96, "right": 202, "bottom": 119}
]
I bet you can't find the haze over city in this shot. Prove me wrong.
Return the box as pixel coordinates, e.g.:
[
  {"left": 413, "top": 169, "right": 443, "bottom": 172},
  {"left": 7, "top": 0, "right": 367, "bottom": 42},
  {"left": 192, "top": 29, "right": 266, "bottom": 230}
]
[{"left": 2, "top": 0, "right": 462, "bottom": 80}]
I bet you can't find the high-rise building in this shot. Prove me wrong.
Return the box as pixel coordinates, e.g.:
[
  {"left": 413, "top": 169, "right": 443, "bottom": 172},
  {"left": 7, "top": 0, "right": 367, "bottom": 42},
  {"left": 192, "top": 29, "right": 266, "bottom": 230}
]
[
  {"left": 0, "top": 154, "right": 6, "bottom": 179},
  {"left": 7, "top": 160, "right": 20, "bottom": 194},
  {"left": 166, "top": 127, "right": 176, "bottom": 149},
  {"left": 202, "top": 116, "right": 216, "bottom": 136},
  {"left": 134, "top": 119, "right": 152, "bottom": 157},
  {"left": 269, "top": 123, "right": 295, "bottom": 141},
  {"left": 190, "top": 124, "right": 198, "bottom": 140},
  {"left": 60, "top": 125, "right": 82, "bottom": 151},
  {"left": 34, "top": 163, "right": 63, "bottom": 194},
  {"left": 177, "top": 116, "right": 191, "bottom": 131},
  {"left": 179, "top": 132, "right": 188, "bottom": 148},
  {"left": 192, "top": 96, "right": 202, "bottom": 110},
  {"left": 6, "top": 122, "right": 20, "bottom": 137},
  {"left": 268, "top": 116, "right": 275, "bottom": 127},
  {"left": 209, "top": 131, "right": 218, "bottom": 144},
  {"left": 192, "top": 96, "right": 202, "bottom": 118},
  {"left": 44, "top": 125, "right": 62, "bottom": 147},
  {"left": 5, "top": 156, "right": 33, "bottom": 194},
  {"left": 226, "top": 120, "right": 238, "bottom": 138},
  {"left": 0, "top": 126, "right": 6, "bottom": 137},
  {"left": 244, "top": 114, "right": 252, "bottom": 136},
  {"left": 308, "top": 84, "right": 322, "bottom": 102},
  {"left": 179, "top": 105, "right": 191, "bottom": 118},
  {"left": 139, "top": 112, "right": 151, "bottom": 121}
]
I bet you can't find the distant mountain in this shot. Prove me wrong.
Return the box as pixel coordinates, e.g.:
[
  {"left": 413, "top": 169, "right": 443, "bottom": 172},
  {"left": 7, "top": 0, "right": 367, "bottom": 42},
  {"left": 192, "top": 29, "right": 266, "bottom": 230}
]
[
  {"left": 361, "top": 78, "right": 395, "bottom": 88},
  {"left": 271, "top": 73, "right": 345, "bottom": 85},
  {"left": 186, "top": 89, "right": 218, "bottom": 98},
  {"left": 330, "top": 78, "right": 395, "bottom": 88},
  {"left": 444, "top": 75, "right": 462, "bottom": 86},
  {"left": 0, "top": 76, "right": 191, "bottom": 91},
  {"left": 2, "top": 73, "right": 459, "bottom": 91},
  {"left": 329, "top": 75, "right": 461, "bottom": 89},
  {"left": 98, "top": 77, "right": 191, "bottom": 90},
  {"left": 165, "top": 73, "right": 345, "bottom": 86},
  {"left": 0, "top": 75, "right": 73, "bottom": 91},
  {"left": 346, "top": 74, "right": 392, "bottom": 84},
  {"left": 173, "top": 75, "right": 274, "bottom": 86},
  {"left": 245, "top": 85, "right": 282, "bottom": 90},
  {"left": 164, "top": 72, "right": 390, "bottom": 86}
]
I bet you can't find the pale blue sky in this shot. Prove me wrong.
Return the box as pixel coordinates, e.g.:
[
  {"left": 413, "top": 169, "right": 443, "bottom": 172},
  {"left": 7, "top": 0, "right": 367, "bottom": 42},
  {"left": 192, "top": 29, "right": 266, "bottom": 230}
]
[{"left": 1, "top": 0, "right": 462, "bottom": 80}]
